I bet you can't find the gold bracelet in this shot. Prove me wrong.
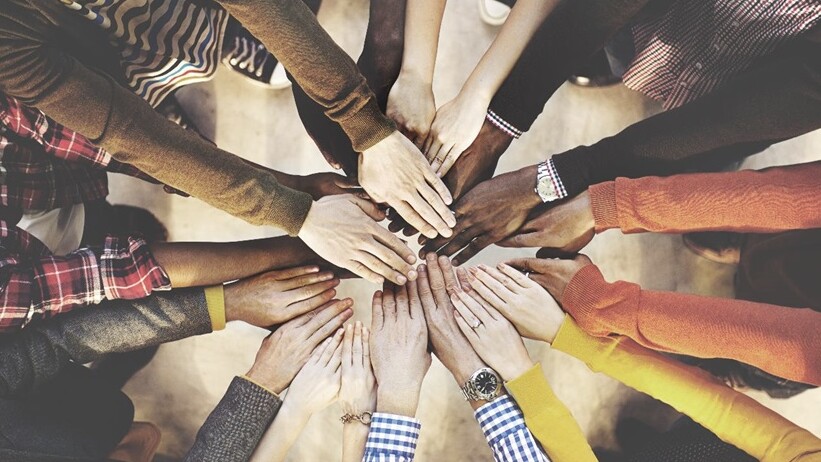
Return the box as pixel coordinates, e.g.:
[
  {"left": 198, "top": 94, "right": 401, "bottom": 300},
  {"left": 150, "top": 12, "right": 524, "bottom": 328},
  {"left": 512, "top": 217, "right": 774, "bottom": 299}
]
[{"left": 340, "top": 411, "right": 373, "bottom": 425}]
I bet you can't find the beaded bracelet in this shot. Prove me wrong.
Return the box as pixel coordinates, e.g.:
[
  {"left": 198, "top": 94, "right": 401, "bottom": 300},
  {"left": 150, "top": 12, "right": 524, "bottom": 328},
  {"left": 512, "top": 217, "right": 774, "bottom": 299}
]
[{"left": 340, "top": 411, "right": 373, "bottom": 425}]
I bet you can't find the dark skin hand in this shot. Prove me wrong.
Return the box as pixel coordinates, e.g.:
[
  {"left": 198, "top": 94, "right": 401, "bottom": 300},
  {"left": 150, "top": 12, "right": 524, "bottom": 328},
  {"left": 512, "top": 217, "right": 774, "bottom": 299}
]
[
  {"left": 505, "top": 253, "right": 593, "bottom": 304},
  {"left": 388, "top": 120, "right": 513, "bottom": 236},
  {"left": 419, "top": 164, "right": 541, "bottom": 265},
  {"left": 498, "top": 190, "right": 595, "bottom": 257}
]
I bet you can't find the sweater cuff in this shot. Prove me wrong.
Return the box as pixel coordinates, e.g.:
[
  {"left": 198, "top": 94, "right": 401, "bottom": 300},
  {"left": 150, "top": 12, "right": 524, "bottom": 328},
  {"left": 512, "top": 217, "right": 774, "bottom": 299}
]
[
  {"left": 505, "top": 363, "right": 555, "bottom": 413},
  {"left": 266, "top": 182, "right": 314, "bottom": 237},
  {"left": 561, "top": 264, "right": 619, "bottom": 337},
  {"left": 204, "top": 285, "right": 226, "bottom": 331},
  {"left": 238, "top": 375, "right": 280, "bottom": 399},
  {"left": 340, "top": 97, "right": 397, "bottom": 153},
  {"left": 552, "top": 316, "right": 602, "bottom": 370},
  {"left": 589, "top": 182, "right": 618, "bottom": 232}
]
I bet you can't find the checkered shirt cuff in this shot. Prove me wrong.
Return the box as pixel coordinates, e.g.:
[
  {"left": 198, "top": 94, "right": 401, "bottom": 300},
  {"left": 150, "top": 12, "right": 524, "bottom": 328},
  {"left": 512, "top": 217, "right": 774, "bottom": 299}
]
[
  {"left": 475, "top": 396, "right": 549, "bottom": 462},
  {"left": 363, "top": 413, "right": 422, "bottom": 462},
  {"left": 486, "top": 110, "right": 523, "bottom": 139},
  {"left": 99, "top": 235, "right": 171, "bottom": 300},
  {"left": 544, "top": 157, "right": 568, "bottom": 199}
]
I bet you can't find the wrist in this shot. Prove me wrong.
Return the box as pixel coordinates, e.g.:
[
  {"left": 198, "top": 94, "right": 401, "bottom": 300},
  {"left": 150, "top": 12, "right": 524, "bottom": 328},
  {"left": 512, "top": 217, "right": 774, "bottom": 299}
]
[
  {"left": 459, "top": 81, "right": 494, "bottom": 107},
  {"left": 280, "top": 396, "right": 313, "bottom": 422},
  {"left": 449, "top": 354, "right": 487, "bottom": 385},
  {"left": 376, "top": 386, "right": 421, "bottom": 417},
  {"left": 499, "top": 358, "right": 535, "bottom": 383},
  {"left": 246, "top": 365, "right": 289, "bottom": 395},
  {"left": 516, "top": 164, "right": 543, "bottom": 209},
  {"left": 398, "top": 66, "right": 433, "bottom": 86}
]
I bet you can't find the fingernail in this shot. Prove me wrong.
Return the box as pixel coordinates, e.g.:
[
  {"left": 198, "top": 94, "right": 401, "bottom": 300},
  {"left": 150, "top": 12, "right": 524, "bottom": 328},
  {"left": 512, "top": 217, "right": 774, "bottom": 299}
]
[
  {"left": 418, "top": 265, "right": 427, "bottom": 273},
  {"left": 406, "top": 254, "right": 417, "bottom": 264},
  {"left": 310, "top": 267, "right": 320, "bottom": 273},
  {"left": 397, "top": 275, "right": 407, "bottom": 284},
  {"left": 320, "top": 273, "right": 333, "bottom": 281},
  {"left": 407, "top": 270, "right": 418, "bottom": 281},
  {"left": 355, "top": 321, "right": 362, "bottom": 328}
]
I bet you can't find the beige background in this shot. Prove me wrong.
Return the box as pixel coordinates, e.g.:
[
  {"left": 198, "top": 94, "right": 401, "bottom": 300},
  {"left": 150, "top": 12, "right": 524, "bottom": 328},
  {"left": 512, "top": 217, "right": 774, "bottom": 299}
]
[{"left": 107, "top": 0, "right": 821, "bottom": 459}]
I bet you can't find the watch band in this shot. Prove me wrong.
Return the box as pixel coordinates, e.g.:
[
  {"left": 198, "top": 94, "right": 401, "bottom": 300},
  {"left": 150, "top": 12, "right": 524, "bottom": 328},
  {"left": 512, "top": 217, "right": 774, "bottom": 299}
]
[{"left": 535, "top": 158, "right": 568, "bottom": 203}]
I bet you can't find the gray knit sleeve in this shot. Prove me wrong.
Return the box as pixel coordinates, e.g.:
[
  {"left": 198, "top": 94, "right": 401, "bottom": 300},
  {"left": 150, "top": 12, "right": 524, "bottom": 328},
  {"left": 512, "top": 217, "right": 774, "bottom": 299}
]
[
  {"left": 185, "top": 376, "right": 283, "bottom": 462},
  {"left": 0, "top": 287, "right": 212, "bottom": 397}
]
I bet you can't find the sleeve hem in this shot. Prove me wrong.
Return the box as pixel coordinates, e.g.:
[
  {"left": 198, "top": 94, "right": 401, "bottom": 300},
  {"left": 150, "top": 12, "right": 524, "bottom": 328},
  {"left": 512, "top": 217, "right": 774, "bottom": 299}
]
[
  {"left": 204, "top": 285, "right": 226, "bottom": 331},
  {"left": 238, "top": 375, "right": 280, "bottom": 399},
  {"left": 589, "top": 181, "right": 618, "bottom": 232}
]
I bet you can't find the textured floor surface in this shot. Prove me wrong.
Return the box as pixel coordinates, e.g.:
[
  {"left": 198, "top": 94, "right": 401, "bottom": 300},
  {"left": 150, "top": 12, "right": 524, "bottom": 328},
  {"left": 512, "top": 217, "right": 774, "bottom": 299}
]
[{"left": 106, "top": 0, "right": 821, "bottom": 459}]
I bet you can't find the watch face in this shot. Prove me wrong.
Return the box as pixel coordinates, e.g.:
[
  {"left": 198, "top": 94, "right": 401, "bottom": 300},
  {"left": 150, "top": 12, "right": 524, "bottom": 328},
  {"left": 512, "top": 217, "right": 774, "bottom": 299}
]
[
  {"left": 537, "top": 177, "right": 559, "bottom": 202},
  {"left": 474, "top": 371, "right": 499, "bottom": 396}
]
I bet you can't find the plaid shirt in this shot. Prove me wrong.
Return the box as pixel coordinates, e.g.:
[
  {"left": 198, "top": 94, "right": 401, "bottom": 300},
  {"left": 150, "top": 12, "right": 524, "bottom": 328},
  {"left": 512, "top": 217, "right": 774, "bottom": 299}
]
[
  {"left": 362, "top": 396, "right": 548, "bottom": 462},
  {"left": 0, "top": 95, "right": 171, "bottom": 332}
]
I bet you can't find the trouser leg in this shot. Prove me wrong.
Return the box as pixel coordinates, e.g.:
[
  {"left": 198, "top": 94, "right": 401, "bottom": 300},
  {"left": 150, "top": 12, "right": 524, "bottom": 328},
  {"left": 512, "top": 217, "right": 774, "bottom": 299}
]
[
  {"left": 623, "top": 417, "right": 754, "bottom": 462},
  {"left": 0, "top": 364, "right": 134, "bottom": 461}
]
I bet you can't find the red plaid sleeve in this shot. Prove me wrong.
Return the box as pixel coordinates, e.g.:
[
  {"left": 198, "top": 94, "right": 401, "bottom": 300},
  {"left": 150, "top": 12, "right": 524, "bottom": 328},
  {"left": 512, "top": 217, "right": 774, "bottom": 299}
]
[{"left": 0, "top": 231, "right": 171, "bottom": 333}]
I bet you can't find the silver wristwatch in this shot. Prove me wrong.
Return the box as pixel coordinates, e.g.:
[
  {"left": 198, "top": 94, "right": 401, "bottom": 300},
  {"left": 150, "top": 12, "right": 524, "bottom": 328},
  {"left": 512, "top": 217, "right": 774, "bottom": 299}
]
[
  {"left": 535, "top": 159, "right": 563, "bottom": 203},
  {"left": 460, "top": 367, "right": 502, "bottom": 402}
]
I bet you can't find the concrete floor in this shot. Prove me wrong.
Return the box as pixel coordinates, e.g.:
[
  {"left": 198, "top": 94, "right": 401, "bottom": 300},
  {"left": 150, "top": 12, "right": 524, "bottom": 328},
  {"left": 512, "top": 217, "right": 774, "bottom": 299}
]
[{"left": 107, "top": 0, "right": 821, "bottom": 459}]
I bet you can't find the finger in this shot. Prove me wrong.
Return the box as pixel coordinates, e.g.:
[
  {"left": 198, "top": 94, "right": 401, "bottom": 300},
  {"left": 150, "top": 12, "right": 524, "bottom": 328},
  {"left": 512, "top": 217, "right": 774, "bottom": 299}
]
[
  {"left": 497, "top": 231, "right": 545, "bottom": 248},
  {"left": 455, "top": 267, "right": 473, "bottom": 292},
  {"left": 282, "top": 288, "right": 338, "bottom": 320},
  {"left": 352, "top": 321, "right": 363, "bottom": 367},
  {"left": 328, "top": 338, "right": 344, "bottom": 370},
  {"left": 371, "top": 291, "right": 384, "bottom": 331},
  {"left": 402, "top": 224, "right": 420, "bottom": 237},
  {"left": 497, "top": 263, "right": 534, "bottom": 289},
  {"left": 415, "top": 264, "right": 437, "bottom": 314},
  {"left": 422, "top": 161, "right": 453, "bottom": 205},
  {"left": 278, "top": 271, "right": 336, "bottom": 291},
  {"left": 479, "top": 264, "right": 521, "bottom": 295},
  {"left": 370, "top": 229, "right": 417, "bottom": 271},
  {"left": 311, "top": 336, "right": 334, "bottom": 362},
  {"left": 406, "top": 192, "right": 453, "bottom": 239},
  {"left": 271, "top": 265, "right": 321, "bottom": 281},
  {"left": 334, "top": 176, "right": 361, "bottom": 189},
  {"left": 358, "top": 250, "right": 407, "bottom": 285},
  {"left": 304, "top": 298, "right": 353, "bottom": 336},
  {"left": 394, "top": 201, "right": 438, "bottom": 239},
  {"left": 450, "top": 293, "right": 481, "bottom": 328},
  {"left": 350, "top": 195, "right": 387, "bottom": 222},
  {"left": 395, "top": 282, "right": 409, "bottom": 318},
  {"left": 455, "top": 290, "right": 495, "bottom": 323},
  {"left": 406, "top": 278, "right": 424, "bottom": 321},
  {"left": 424, "top": 253, "right": 450, "bottom": 308},
  {"left": 417, "top": 184, "right": 456, "bottom": 229},
  {"left": 381, "top": 282, "right": 397, "bottom": 320},
  {"left": 451, "top": 236, "right": 493, "bottom": 266},
  {"left": 347, "top": 258, "right": 385, "bottom": 284},
  {"left": 435, "top": 150, "right": 460, "bottom": 177},
  {"left": 504, "top": 258, "right": 547, "bottom": 276},
  {"left": 424, "top": 225, "right": 478, "bottom": 259},
  {"left": 454, "top": 310, "right": 481, "bottom": 345},
  {"left": 308, "top": 302, "right": 354, "bottom": 346},
  {"left": 320, "top": 328, "right": 344, "bottom": 365},
  {"left": 473, "top": 266, "right": 516, "bottom": 302},
  {"left": 438, "top": 256, "right": 461, "bottom": 295},
  {"left": 467, "top": 268, "right": 507, "bottom": 310},
  {"left": 342, "top": 323, "right": 354, "bottom": 367},
  {"left": 361, "top": 326, "right": 371, "bottom": 368},
  {"left": 284, "top": 278, "right": 340, "bottom": 303},
  {"left": 426, "top": 139, "right": 444, "bottom": 163}
]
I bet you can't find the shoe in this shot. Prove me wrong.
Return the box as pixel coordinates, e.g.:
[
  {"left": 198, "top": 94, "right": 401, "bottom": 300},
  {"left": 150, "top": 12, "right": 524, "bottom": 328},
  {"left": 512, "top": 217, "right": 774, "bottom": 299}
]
[
  {"left": 156, "top": 94, "right": 211, "bottom": 142},
  {"left": 222, "top": 20, "right": 292, "bottom": 90},
  {"left": 107, "top": 422, "right": 162, "bottom": 462},
  {"left": 568, "top": 51, "right": 621, "bottom": 87},
  {"left": 683, "top": 232, "right": 742, "bottom": 265},
  {"left": 478, "top": 0, "right": 514, "bottom": 26}
]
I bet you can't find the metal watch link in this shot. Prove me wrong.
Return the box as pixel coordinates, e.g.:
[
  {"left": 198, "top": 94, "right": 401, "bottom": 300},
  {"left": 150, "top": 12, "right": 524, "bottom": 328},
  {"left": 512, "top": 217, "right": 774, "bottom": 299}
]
[
  {"left": 535, "top": 159, "right": 562, "bottom": 203},
  {"left": 460, "top": 367, "right": 502, "bottom": 402}
]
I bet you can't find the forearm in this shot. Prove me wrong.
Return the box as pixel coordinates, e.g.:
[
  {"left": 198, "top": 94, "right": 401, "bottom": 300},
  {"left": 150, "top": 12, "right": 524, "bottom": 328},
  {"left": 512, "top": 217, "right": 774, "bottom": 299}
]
[
  {"left": 399, "top": 0, "right": 447, "bottom": 84},
  {"left": 151, "top": 237, "right": 317, "bottom": 287},
  {"left": 0, "top": 288, "right": 211, "bottom": 397},
  {"left": 552, "top": 318, "right": 821, "bottom": 461},
  {"left": 461, "top": 0, "right": 561, "bottom": 103},
  {"left": 552, "top": 35, "right": 821, "bottom": 197},
  {"left": 249, "top": 399, "right": 310, "bottom": 462},
  {"left": 588, "top": 161, "right": 821, "bottom": 234},
  {"left": 342, "top": 423, "right": 370, "bottom": 462},
  {"left": 185, "top": 377, "right": 283, "bottom": 462},
  {"left": 562, "top": 265, "right": 821, "bottom": 386}
]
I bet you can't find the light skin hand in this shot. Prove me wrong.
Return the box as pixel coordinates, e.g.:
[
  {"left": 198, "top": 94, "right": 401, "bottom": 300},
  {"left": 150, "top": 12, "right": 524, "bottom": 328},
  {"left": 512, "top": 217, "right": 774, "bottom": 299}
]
[
  {"left": 498, "top": 190, "right": 595, "bottom": 256},
  {"left": 424, "top": 93, "right": 489, "bottom": 177},
  {"left": 420, "top": 165, "right": 541, "bottom": 265},
  {"left": 461, "top": 263, "right": 565, "bottom": 344},
  {"left": 245, "top": 299, "right": 353, "bottom": 394},
  {"left": 284, "top": 332, "right": 344, "bottom": 414},
  {"left": 451, "top": 290, "right": 534, "bottom": 382},
  {"left": 370, "top": 281, "right": 431, "bottom": 417},
  {"left": 298, "top": 194, "right": 417, "bottom": 285},
  {"left": 506, "top": 253, "right": 594, "bottom": 305},
  {"left": 224, "top": 266, "right": 340, "bottom": 328},
  {"left": 359, "top": 131, "right": 455, "bottom": 239},
  {"left": 340, "top": 322, "right": 377, "bottom": 416},
  {"left": 387, "top": 72, "right": 436, "bottom": 147}
]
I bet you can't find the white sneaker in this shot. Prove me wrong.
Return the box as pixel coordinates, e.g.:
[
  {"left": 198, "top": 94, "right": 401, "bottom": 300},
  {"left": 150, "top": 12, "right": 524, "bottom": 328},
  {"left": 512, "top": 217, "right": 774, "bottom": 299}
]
[
  {"left": 478, "top": 0, "right": 511, "bottom": 26},
  {"left": 268, "top": 62, "right": 292, "bottom": 90}
]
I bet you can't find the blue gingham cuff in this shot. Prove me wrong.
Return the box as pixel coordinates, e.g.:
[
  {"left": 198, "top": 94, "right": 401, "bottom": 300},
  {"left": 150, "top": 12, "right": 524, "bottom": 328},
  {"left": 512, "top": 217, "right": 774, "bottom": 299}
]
[
  {"left": 363, "top": 413, "right": 422, "bottom": 462},
  {"left": 475, "top": 396, "right": 549, "bottom": 462},
  {"left": 486, "top": 110, "right": 523, "bottom": 139}
]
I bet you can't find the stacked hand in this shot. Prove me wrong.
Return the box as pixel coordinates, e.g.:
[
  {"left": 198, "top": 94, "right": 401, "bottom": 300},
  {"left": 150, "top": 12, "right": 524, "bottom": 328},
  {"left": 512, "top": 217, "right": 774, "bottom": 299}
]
[
  {"left": 424, "top": 94, "right": 490, "bottom": 177},
  {"left": 246, "top": 300, "right": 353, "bottom": 394},
  {"left": 507, "top": 253, "right": 594, "bottom": 307},
  {"left": 387, "top": 73, "right": 436, "bottom": 146},
  {"left": 340, "top": 322, "right": 376, "bottom": 418},
  {"left": 284, "top": 330, "right": 344, "bottom": 414},
  {"left": 369, "top": 281, "right": 431, "bottom": 417}
]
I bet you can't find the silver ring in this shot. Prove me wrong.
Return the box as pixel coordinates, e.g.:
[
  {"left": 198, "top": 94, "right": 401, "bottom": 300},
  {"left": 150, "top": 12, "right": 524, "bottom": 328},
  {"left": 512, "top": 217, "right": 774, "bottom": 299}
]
[
  {"left": 471, "top": 320, "right": 482, "bottom": 330},
  {"left": 524, "top": 272, "right": 531, "bottom": 278}
]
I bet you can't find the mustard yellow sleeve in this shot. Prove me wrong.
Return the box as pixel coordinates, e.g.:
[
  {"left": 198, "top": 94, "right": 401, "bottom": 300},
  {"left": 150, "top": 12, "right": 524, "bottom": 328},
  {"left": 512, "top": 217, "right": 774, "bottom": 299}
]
[
  {"left": 204, "top": 285, "right": 226, "bottom": 331},
  {"left": 552, "top": 317, "right": 821, "bottom": 462},
  {"left": 505, "top": 363, "right": 596, "bottom": 462}
]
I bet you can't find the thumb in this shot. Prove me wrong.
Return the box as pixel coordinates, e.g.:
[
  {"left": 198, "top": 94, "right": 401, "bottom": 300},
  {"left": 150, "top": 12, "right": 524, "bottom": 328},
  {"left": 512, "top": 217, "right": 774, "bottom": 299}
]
[
  {"left": 349, "top": 195, "right": 386, "bottom": 221},
  {"left": 334, "top": 175, "right": 360, "bottom": 189},
  {"left": 504, "top": 257, "right": 548, "bottom": 275}
]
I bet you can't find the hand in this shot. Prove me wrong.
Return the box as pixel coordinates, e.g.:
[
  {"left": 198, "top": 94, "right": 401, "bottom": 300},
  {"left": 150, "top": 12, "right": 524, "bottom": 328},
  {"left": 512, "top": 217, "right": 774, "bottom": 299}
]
[
  {"left": 451, "top": 290, "right": 533, "bottom": 382},
  {"left": 461, "top": 263, "right": 565, "bottom": 344},
  {"left": 340, "top": 322, "right": 376, "bottom": 417},
  {"left": 387, "top": 72, "right": 436, "bottom": 147},
  {"left": 298, "top": 194, "right": 416, "bottom": 285},
  {"left": 369, "top": 281, "right": 431, "bottom": 417},
  {"left": 285, "top": 330, "right": 344, "bottom": 414},
  {"left": 359, "top": 131, "right": 455, "bottom": 239},
  {"left": 387, "top": 120, "right": 512, "bottom": 237},
  {"left": 424, "top": 94, "right": 490, "bottom": 176},
  {"left": 499, "top": 191, "right": 595, "bottom": 255},
  {"left": 298, "top": 172, "right": 368, "bottom": 201},
  {"left": 224, "top": 266, "right": 341, "bottom": 328},
  {"left": 416, "top": 254, "right": 485, "bottom": 384},
  {"left": 246, "top": 299, "right": 353, "bottom": 394},
  {"left": 420, "top": 165, "right": 541, "bottom": 265},
  {"left": 506, "top": 253, "right": 593, "bottom": 305}
]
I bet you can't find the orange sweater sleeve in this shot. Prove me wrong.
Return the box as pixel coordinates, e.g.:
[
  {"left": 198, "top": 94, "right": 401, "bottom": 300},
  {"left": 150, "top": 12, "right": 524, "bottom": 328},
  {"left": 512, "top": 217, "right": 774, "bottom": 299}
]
[
  {"left": 562, "top": 264, "right": 821, "bottom": 386},
  {"left": 588, "top": 161, "right": 821, "bottom": 234}
]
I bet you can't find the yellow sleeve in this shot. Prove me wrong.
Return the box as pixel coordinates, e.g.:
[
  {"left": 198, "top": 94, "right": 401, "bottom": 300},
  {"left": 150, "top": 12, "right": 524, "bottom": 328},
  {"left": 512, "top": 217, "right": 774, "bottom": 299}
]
[
  {"left": 505, "top": 363, "right": 596, "bottom": 462},
  {"left": 552, "top": 317, "right": 821, "bottom": 462},
  {"left": 204, "top": 285, "right": 226, "bottom": 331}
]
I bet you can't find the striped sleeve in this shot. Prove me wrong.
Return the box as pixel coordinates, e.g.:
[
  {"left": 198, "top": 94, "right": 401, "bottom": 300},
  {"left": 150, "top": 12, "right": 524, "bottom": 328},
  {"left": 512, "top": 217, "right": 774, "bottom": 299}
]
[
  {"left": 475, "top": 396, "right": 550, "bottom": 462},
  {"left": 362, "top": 413, "right": 422, "bottom": 462}
]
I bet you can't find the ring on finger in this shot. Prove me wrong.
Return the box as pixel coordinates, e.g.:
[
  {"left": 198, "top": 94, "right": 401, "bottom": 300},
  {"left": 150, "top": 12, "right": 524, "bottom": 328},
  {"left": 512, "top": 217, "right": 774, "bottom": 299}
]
[
  {"left": 524, "top": 272, "right": 531, "bottom": 279},
  {"left": 471, "top": 320, "right": 482, "bottom": 330}
]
